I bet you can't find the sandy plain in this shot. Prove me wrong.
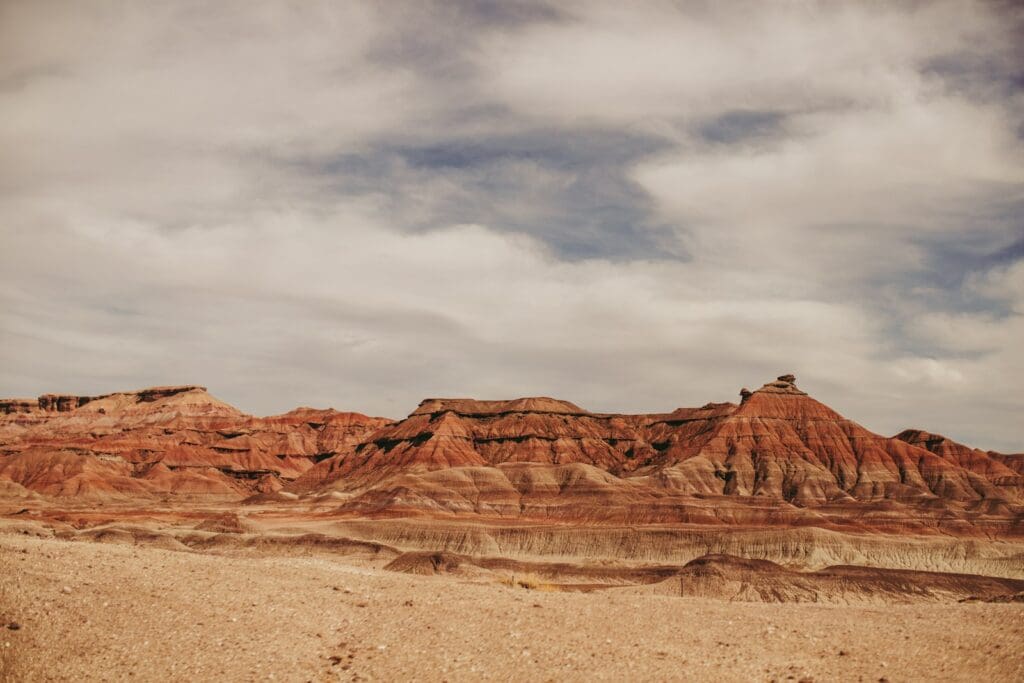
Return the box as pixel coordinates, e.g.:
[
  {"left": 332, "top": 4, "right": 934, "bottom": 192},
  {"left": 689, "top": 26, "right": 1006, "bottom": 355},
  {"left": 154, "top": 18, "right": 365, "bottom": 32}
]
[{"left": 1, "top": 518, "right": 1022, "bottom": 683}]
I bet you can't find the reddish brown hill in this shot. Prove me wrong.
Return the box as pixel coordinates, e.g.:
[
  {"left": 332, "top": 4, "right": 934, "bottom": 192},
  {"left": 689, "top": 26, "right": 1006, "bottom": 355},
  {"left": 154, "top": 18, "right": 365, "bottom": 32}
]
[
  {"left": 640, "top": 378, "right": 1023, "bottom": 506},
  {"left": 0, "top": 386, "right": 391, "bottom": 498},
  {"left": 292, "top": 396, "right": 737, "bottom": 492},
  {"left": 296, "top": 375, "right": 1022, "bottom": 534}
]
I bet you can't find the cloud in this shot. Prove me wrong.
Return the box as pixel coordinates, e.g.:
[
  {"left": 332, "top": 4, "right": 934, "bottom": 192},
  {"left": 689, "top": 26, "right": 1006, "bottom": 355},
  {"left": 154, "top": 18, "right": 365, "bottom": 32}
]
[
  {"left": 478, "top": 1, "right": 1019, "bottom": 122},
  {"left": 289, "top": 128, "right": 681, "bottom": 260},
  {"left": 1, "top": 0, "right": 1022, "bottom": 452}
]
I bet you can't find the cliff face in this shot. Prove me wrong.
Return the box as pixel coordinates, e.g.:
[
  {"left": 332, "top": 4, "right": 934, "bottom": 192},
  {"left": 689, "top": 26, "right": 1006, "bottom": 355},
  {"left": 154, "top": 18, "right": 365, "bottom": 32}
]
[
  {"left": 0, "top": 399, "right": 39, "bottom": 415},
  {"left": 0, "top": 376, "right": 1021, "bottom": 537}
]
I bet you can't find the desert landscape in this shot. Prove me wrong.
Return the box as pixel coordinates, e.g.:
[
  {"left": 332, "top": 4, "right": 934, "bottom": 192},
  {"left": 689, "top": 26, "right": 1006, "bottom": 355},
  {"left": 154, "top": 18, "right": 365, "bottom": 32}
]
[
  {"left": 4, "top": 1, "right": 1024, "bottom": 681},
  {"left": 1, "top": 375, "right": 1022, "bottom": 681}
]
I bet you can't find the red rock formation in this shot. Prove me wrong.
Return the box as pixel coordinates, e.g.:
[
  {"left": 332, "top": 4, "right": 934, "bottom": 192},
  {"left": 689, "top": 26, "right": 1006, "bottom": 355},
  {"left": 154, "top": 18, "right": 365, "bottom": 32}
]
[
  {"left": 1, "top": 375, "right": 1021, "bottom": 537},
  {"left": 0, "top": 386, "right": 391, "bottom": 499},
  {"left": 640, "top": 376, "right": 1021, "bottom": 506},
  {"left": 297, "top": 375, "right": 1023, "bottom": 535}
]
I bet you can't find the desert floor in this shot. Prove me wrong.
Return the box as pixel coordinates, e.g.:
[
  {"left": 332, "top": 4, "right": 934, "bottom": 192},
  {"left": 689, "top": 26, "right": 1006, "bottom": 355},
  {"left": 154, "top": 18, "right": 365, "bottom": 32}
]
[{"left": 1, "top": 531, "right": 1022, "bottom": 683}]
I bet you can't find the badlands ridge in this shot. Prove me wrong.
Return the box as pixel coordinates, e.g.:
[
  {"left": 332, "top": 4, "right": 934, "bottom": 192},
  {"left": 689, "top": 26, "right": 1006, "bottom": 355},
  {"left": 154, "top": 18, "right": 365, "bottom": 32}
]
[
  {"left": 1, "top": 375, "right": 1022, "bottom": 604},
  {"left": 1, "top": 375, "right": 1021, "bottom": 531}
]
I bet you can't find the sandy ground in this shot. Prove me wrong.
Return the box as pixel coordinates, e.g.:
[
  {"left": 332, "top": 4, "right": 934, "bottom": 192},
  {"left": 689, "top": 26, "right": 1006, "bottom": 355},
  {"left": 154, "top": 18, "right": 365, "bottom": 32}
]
[{"left": 1, "top": 534, "right": 1022, "bottom": 682}]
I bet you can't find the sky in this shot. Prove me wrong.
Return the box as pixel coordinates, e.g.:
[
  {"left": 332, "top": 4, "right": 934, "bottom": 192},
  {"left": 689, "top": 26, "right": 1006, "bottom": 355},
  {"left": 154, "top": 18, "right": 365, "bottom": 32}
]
[{"left": 1, "top": 1, "right": 1022, "bottom": 451}]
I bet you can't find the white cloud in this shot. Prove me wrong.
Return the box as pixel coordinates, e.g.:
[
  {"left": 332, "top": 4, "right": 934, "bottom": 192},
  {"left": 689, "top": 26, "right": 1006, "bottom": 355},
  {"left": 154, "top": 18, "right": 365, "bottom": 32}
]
[
  {"left": 479, "top": 1, "right": 1014, "bottom": 125},
  {"left": 0, "top": 1, "right": 1022, "bottom": 452},
  {"left": 968, "top": 260, "right": 1024, "bottom": 313},
  {"left": 636, "top": 97, "right": 1022, "bottom": 225}
]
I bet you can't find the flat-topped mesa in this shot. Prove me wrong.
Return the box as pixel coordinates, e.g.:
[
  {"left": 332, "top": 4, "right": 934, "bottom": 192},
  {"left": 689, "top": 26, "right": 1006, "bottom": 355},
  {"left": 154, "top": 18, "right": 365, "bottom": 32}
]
[{"left": 411, "top": 397, "right": 587, "bottom": 417}]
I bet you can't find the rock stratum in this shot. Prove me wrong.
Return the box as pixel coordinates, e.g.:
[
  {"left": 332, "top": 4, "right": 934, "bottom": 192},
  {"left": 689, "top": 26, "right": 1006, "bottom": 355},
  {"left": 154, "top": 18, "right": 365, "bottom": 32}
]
[{"left": 1, "top": 376, "right": 1022, "bottom": 538}]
